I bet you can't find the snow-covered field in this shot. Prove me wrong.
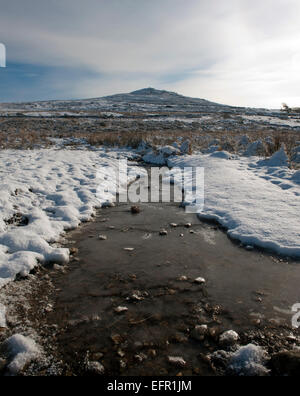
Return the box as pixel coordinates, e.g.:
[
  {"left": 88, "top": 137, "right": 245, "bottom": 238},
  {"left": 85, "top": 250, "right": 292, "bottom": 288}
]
[
  {"left": 0, "top": 148, "right": 139, "bottom": 289},
  {"left": 168, "top": 149, "right": 300, "bottom": 257}
]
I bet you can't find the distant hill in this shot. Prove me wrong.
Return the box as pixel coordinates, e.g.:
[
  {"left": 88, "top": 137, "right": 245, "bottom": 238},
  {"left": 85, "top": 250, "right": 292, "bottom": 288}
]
[{"left": 104, "top": 87, "right": 225, "bottom": 107}]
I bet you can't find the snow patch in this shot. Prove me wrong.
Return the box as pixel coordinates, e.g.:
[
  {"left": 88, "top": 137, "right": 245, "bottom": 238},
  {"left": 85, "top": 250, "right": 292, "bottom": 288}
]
[
  {"left": 229, "top": 344, "right": 270, "bottom": 376},
  {"left": 0, "top": 149, "right": 138, "bottom": 288},
  {"left": 0, "top": 303, "right": 6, "bottom": 328},
  {"left": 2, "top": 334, "right": 41, "bottom": 375},
  {"left": 168, "top": 153, "right": 300, "bottom": 257},
  {"left": 259, "top": 146, "right": 289, "bottom": 167}
]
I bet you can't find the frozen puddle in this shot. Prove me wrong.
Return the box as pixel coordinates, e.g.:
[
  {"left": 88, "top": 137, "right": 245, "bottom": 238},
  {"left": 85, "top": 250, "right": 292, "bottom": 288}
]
[{"left": 33, "top": 192, "right": 300, "bottom": 376}]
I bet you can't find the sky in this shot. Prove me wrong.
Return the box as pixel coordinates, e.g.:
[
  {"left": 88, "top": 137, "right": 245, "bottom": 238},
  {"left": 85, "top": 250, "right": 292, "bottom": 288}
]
[{"left": 0, "top": 0, "right": 300, "bottom": 108}]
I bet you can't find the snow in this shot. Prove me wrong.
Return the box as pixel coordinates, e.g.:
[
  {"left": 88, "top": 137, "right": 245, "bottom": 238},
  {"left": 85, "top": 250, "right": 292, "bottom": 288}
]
[
  {"left": 229, "top": 344, "right": 270, "bottom": 376},
  {"left": 0, "top": 148, "right": 138, "bottom": 288},
  {"left": 258, "top": 146, "right": 289, "bottom": 167},
  {"left": 242, "top": 115, "right": 300, "bottom": 128},
  {"left": 243, "top": 140, "right": 265, "bottom": 157},
  {"left": 168, "top": 149, "right": 300, "bottom": 257},
  {"left": 219, "top": 330, "right": 239, "bottom": 345},
  {"left": 0, "top": 303, "right": 6, "bottom": 327},
  {"left": 142, "top": 145, "right": 179, "bottom": 166},
  {"left": 3, "top": 334, "right": 41, "bottom": 374}
]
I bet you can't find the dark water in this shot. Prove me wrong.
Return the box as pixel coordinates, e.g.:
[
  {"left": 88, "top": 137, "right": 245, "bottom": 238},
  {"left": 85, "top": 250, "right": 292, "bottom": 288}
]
[{"left": 44, "top": 189, "right": 300, "bottom": 375}]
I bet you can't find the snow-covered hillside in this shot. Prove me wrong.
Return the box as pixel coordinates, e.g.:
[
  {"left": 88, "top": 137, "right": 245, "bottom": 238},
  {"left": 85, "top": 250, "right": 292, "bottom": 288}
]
[{"left": 1, "top": 88, "right": 299, "bottom": 131}]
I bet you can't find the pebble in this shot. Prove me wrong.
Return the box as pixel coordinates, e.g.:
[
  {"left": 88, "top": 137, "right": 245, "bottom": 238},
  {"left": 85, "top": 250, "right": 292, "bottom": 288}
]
[
  {"left": 117, "top": 349, "right": 125, "bottom": 358},
  {"left": 246, "top": 245, "right": 254, "bottom": 251},
  {"left": 86, "top": 361, "right": 105, "bottom": 375},
  {"left": 170, "top": 223, "right": 178, "bottom": 228},
  {"left": 168, "top": 356, "right": 187, "bottom": 368},
  {"left": 219, "top": 330, "right": 239, "bottom": 346},
  {"left": 148, "top": 349, "right": 157, "bottom": 357},
  {"left": 111, "top": 334, "right": 122, "bottom": 345},
  {"left": 191, "top": 325, "right": 208, "bottom": 341},
  {"left": 159, "top": 229, "right": 168, "bottom": 236},
  {"left": 131, "top": 206, "right": 141, "bottom": 214},
  {"left": 92, "top": 352, "right": 104, "bottom": 361},
  {"left": 120, "top": 360, "right": 127, "bottom": 369},
  {"left": 135, "top": 353, "right": 147, "bottom": 362},
  {"left": 195, "top": 277, "right": 206, "bottom": 285},
  {"left": 0, "top": 358, "right": 7, "bottom": 371},
  {"left": 98, "top": 235, "right": 107, "bottom": 241},
  {"left": 53, "top": 264, "right": 66, "bottom": 272},
  {"left": 124, "top": 248, "right": 135, "bottom": 252},
  {"left": 185, "top": 223, "right": 192, "bottom": 228},
  {"left": 114, "top": 306, "right": 129, "bottom": 314},
  {"left": 178, "top": 276, "right": 188, "bottom": 281}
]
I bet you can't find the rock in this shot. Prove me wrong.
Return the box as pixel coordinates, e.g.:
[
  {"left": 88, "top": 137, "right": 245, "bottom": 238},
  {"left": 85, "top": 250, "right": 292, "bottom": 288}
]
[
  {"left": 120, "top": 359, "right": 127, "bottom": 369},
  {"left": 53, "top": 264, "right": 65, "bottom": 271},
  {"left": 191, "top": 325, "right": 208, "bottom": 341},
  {"left": 159, "top": 229, "right": 168, "bottom": 236},
  {"left": 179, "top": 234, "right": 184, "bottom": 238},
  {"left": 178, "top": 276, "right": 188, "bottom": 281},
  {"left": 117, "top": 349, "right": 125, "bottom": 358},
  {"left": 92, "top": 352, "right": 104, "bottom": 361},
  {"left": 168, "top": 356, "right": 187, "bottom": 368},
  {"left": 131, "top": 206, "right": 141, "bottom": 214},
  {"left": 44, "top": 304, "right": 53, "bottom": 313},
  {"left": 114, "top": 306, "right": 128, "bottom": 314},
  {"left": 170, "top": 223, "right": 178, "bottom": 228},
  {"left": 148, "top": 349, "right": 157, "bottom": 357},
  {"left": 86, "top": 361, "right": 105, "bottom": 375},
  {"left": 111, "top": 334, "right": 122, "bottom": 345},
  {"left": 271, "top": 351, "right": 300, "bottom": 376},
  {"left": 195, "top": 277, "right": 206, "bottom": 285},
  {"left": 0, "top": 358, "right": 7, "bottom": 372},
  {"left": 135, "top": 353, "right": 147, "bottom": 362},
  {"left": 98, "top": 235, "right": 107, "bottom": 241},
  {"left": 185, "top": 223, "right": 192, "bottom": 228},
  {"left": 124, "top": 248, "right": 135, "bottom": 252},
  {"left": 129, "top": 291, "right": 147, "bottom": 301},
  {"left": 69, "top": 247, "right": 78, "bottom": 255},
  {"left": 219, "top": 330, "right": 239, "bottom": 346}
]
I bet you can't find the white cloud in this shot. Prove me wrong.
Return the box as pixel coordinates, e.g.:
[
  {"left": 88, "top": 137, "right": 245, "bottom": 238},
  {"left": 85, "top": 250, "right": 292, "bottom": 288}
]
[{"left": 1, "top": 0, "right": 300, "bottom": 107}]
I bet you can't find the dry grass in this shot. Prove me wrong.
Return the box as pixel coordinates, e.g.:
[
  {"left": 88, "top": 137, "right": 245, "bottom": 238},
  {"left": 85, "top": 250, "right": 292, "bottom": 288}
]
[{"left": 0, "top": 116, "right": 299, "bottom": 167}]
